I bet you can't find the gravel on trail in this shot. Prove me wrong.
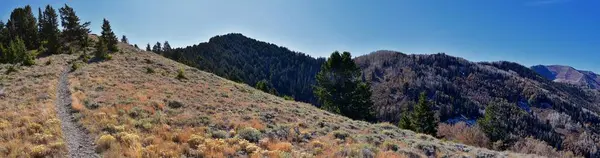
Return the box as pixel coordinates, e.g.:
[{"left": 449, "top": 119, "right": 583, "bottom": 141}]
[{"left": 55, "top": 67, "right": 99, "bottom": 158}]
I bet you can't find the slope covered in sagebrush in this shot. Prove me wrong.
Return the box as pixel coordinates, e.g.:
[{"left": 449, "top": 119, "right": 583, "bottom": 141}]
[{"left": 63, "top": 43, "right": 531, "bottom": 157}]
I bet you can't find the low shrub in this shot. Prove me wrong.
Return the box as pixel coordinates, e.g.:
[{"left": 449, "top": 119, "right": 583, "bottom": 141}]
[
  {"left": 176, "top": 68, "right": 187, "bottom": 80},
  {"left": 145, "top": 67, "right": 155, "bottom": 74},
  {"left": 211, "top": 130, "right": 228, "bottom": 139},
  {"left": 96, "top": 135, "right": 117, "bottom": 152},
  {"left": 237, "top": 127, "right": 262, "bottom": 142},
  {"left": 333, "top": 130, "right": 350, "bottom": 140},
  {"left": 30, "top": 145, "right": 48, "bottom": 158}
]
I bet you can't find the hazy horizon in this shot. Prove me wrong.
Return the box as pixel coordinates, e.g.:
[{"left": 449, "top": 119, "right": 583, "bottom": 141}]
[{"left": 1, "top": 0, "right": 599, "bottom": 72}]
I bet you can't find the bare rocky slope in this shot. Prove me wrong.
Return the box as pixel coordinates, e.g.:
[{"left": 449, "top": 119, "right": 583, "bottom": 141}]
[{"left": 531, "top": 65, "right": 600, "bottom": 90}]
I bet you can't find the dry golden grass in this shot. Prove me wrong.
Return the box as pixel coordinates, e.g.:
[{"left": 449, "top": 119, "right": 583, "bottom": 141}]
[
  {"left": 0, "top": 54, "right": 75, "bottom": 157},
  {"left": 58, "top": 43, "right": 535, "bottom": 157}
]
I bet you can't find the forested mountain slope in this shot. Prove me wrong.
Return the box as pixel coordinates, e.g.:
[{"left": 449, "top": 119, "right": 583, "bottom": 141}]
[
  {"left": 355, "top": 50, "right": 600, "bottom": 157},
  {"left": 531, "top": 65, "right": 600, "bottom": 90},
  {"left": 161, "top": 33, "right": 325, "bottom": 104}
]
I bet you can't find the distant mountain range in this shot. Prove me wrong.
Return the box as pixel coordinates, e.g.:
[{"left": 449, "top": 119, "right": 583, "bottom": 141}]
[{"left": 531, "top": 65, "right": 600, "bottom": 90}]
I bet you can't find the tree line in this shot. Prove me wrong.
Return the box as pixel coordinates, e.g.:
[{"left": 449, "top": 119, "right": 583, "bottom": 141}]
[{"left": 0, "top": 4, "right": 121, "bottom": 67}]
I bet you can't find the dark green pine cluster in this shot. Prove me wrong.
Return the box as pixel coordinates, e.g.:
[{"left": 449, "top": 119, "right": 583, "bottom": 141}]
[{"left": 0, "top": 4, "right": 122, "bottom": 67}]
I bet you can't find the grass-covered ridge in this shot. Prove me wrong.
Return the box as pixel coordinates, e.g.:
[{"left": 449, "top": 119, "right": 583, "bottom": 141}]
[
  {"left": 0, "top": 54, "right": 76, "bottom": 157},
  {"left": 64, "top": 43, "right": 530, "bottom": 157}
]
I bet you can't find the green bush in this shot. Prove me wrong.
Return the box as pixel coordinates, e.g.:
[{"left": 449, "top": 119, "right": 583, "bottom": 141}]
[
  {"left": 71, "top": 62, "right": 80, "bottom": 71},
  {"left": 176, "top": 68, "right": 186, "bottom": 80},
  {"left": 145, "top": 67, "right": 155, "bottom": 74},
  {"left": 211, "top": 130, "right": 228, "bottom": 139},
  {"left": 283, "top": 95, "right": 295, "bottom": 101},
  {"left": 333, "top": 130, "right": 350, "bottom": 140},
  {"left": 237, "top": 127, "right": 261, "bottom": 142}
]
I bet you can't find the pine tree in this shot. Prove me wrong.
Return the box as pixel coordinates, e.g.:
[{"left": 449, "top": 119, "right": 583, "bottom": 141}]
[
  {"left": 100, "top": 19, "right": 118, "bottom": 52},
  {"left": 134, "top": 44, "right": 139, "bottom": 49},
  {"left": 6, "top": 37, "right": 31, "bottom": 65},
  {"left": 163, "top": 41, "right": 171, "bottom": 53},
  {"left": 39, "top": 5, "right": 61, "bottom": 54},
  {"left": 398, "top": 107, "right": 414, "bottom": 130},
  {"left": 0, "top": 21, "right": 6, "bottom": 45},
  {"left": 59, "top": 4, "right": 90, "bottom": 47},
  {"left": 37, "top": 7, "right": 43, "bottom": 37},
  {"left": 7, "top": 5, "right": 39, "bottom": 50},
  {"left": 478, "top": 100, "right": 528, "bottom": 143},
  {"left": 121, "top": 35, "right": 128, "bottom": 44},
  {"left": 411, "top": 92, "right": 438, "bottom": 135},
  {"left": 314, "top": 51, "right": 376, "bottom": 122},
  {"left": 0, "top": 44, "right": 6, "bottom": 63},
  {"left": 145, "top": 43, "right": 151, "bottom": 51},
  {"left": 152, "top": 42, "right": 161, "bottom": 53},
  {"left": 94, "top": 38, "right": 110, "bottom": 60}
]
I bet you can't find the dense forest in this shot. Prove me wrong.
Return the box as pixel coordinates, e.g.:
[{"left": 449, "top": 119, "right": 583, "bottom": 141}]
[{"left": 159, "top": 33, "right": 325, "bottom": 104}]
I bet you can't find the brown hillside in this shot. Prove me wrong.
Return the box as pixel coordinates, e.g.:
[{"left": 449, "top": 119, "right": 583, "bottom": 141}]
[
  {"left": 0, "top": 43, "right": 533, "bottom": 157},
  {"left": 63, "top": 43, "right": 534, "bottom": 157}
]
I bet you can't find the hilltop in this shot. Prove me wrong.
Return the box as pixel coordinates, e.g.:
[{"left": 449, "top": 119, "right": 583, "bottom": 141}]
[
  {"left": 161, "top": 33, "right": 325, "bottom": 105},
  {"left": 531, "top": 65, "right": 600, "bottom": 90}
]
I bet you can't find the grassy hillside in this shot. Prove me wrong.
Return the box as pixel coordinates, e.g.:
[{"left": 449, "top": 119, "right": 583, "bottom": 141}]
[
  {"left": 60, "top": 43, "right": 530, "bottom": 157},
  {"left": 0, "top": 54, "right": 76, "bottom": 157}
]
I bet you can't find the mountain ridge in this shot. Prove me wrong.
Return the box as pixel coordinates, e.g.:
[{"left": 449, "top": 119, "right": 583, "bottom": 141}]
[{"left": 531, "top": 65, "right": 600, "bottom": 90}]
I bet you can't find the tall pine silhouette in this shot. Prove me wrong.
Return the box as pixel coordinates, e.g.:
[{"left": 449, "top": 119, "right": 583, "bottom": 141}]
[
  {"left": 100, "top": 18, "right": 118, "bottom": 52},
  {"left": 6, "top": 5, "right": 38, "bottom": 50},
  {"left": 411, "top": 92, "right": 437, "bottom": 135},
  {"left": 59, "top": 4, "right": 90, "bottom": 47},
  {"left": 314, "top": 51, "right": 375, "bottom": 122},
  {"left": 38, "top": 5, "right": 61, "bottom": 54}
]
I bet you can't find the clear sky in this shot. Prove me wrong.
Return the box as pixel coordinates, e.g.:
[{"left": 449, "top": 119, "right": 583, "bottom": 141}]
[{"left": 1, "top": 0, "right": 599, "bottom": 72}]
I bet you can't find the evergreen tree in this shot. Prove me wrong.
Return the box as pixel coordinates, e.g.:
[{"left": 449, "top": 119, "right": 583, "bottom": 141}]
[
  {"left": 255, "top": 80, "right": 269, "bottom": 92},
  {"left": 37, "top": 7, "right": 43, "bottom": 36},
  {"left": 39, "top": 5, "right": 61, "bottom": 54},
  {"left": 100, "top": 19, "right": 118, "bottom": 52},
  {"left": 411, "top": 92, "right": 437, "bottom": 135},
  {"left": 121, "top": 35, "right": 128, "bottom": 44},
  {"left": 152, "top": 42, "right": 161, "bottom": 53},
  {"left": 94, "top": 38, "right": 110, "bottom": 60},
  {"left": 134, "top": 44, "right": 139, "bottom": 49},
  {"left": 314, "top": 51, "right": 375, "bottom": 121},
  {"left": 0, "top": 21, "right": 6, "bottom": 45},
  {"left": 145, "top": 43, "right": 151, "bottom": 51},
  {"left": 6, "top": 5, "right": 39, "bottom": 50},
  {"left": 5, "top": 37, "right": 32, "bottom": 65},
  {"left": 163, "top": 41, "right": 171, "bottom": 53},
  {"left": 478, "top": 100, "right": 529, "bottom": 144},
  {"left": 398, "top": 107, "right": 414, "bottom": 130},
  {"left": 59, "top": 4, "right": 90, "bottom": 47},
  {"left": 0, "top": 44, "right": 6, "bottom": 63}
]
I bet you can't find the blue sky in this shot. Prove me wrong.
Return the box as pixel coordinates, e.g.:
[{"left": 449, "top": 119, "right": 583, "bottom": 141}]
[{"left": 1, "top": 0, "right": 599, "bottom": 72}]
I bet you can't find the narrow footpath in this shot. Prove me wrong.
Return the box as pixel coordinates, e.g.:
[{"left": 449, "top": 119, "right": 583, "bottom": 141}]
[{"left": 55, "top": 67, "right": 98, "bottom": 158}]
